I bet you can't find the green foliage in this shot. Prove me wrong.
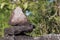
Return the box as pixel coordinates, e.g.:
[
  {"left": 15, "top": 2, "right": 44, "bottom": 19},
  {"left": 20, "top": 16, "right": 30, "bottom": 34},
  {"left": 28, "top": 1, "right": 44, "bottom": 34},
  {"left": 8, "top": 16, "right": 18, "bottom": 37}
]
[{"left": 0, "top": 0, "right": 60, "bottom": 37}]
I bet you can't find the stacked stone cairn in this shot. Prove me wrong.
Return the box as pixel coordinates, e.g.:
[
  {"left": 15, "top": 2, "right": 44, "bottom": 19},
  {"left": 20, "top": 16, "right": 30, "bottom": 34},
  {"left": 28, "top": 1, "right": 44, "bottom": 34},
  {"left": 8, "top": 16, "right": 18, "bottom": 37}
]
[
  {"left": 0, "top": 7, "right": 60, "bottom": 40},
  {"left": 4, "top": 7, "right": 35, "bottom": 40}
]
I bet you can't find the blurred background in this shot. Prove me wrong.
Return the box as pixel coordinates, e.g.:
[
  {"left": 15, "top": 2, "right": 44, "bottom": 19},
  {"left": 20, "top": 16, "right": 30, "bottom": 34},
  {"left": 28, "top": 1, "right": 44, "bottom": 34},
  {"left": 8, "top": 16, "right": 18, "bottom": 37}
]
[{"left": 0, "top": 0, "right": 60, "bottom": 37}]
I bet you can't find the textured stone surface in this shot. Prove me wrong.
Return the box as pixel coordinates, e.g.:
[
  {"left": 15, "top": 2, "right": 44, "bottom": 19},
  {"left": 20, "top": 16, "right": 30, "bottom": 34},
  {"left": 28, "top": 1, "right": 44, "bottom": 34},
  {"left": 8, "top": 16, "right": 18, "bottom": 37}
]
[
  {"left": 4, "top": 24, "right": 34, "bottom": 37},
  {"left": 4, "top": 36, "right": 14, "bottom": 40},
  {"left": 15, "top": 36, "right": 34, "bottom": 40},
  {"left": 1, "top": 34, "right": 60, "bottom": 40},
  {"left": 34, "top": 34, "right": 60, "bottom": 40},
  {"left": 9, "top": 7, "right": 28, "bottom": 26}
]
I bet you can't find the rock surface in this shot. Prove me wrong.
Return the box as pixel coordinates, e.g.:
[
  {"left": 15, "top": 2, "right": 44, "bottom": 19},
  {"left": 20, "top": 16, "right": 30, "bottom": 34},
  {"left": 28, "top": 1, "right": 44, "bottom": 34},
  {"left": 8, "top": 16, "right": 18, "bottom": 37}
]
[
  {"left": 9, "top": 7, "right": 29, "bottom": 26},
  {"left": 15, "top": 36, "right": 34, "bottom": 40},
  {"left": 1, "top": 34, "right": 60, "bottom": 40},
  {"left": 34, "top": 34, "right": 60, "bottom": 40},
  {"left": 4, "top": 24, "right": 34, "bottom": 37}
]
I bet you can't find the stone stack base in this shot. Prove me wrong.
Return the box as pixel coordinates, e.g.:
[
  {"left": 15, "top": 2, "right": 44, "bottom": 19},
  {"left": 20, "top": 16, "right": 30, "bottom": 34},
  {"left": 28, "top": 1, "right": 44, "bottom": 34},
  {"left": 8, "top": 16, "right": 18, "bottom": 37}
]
[{"left": 0, "top": 34, "right": 60, "bottom": 40}]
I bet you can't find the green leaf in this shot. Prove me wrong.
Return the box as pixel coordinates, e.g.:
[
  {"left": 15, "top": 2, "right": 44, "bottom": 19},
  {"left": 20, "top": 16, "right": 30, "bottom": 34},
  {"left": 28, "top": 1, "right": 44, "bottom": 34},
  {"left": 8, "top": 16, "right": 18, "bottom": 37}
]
[
  {"left": 0, "top": 2, "right": 7, "bottom": 9},
  {"left": 23, "top": 2, "right": 28, "bottom": 10}
]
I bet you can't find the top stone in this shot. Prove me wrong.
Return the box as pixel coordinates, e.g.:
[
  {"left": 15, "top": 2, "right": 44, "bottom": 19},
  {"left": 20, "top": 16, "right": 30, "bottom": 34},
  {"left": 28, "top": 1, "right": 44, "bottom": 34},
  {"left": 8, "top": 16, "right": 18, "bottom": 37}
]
[{"left": 9, "top": 7, "right": 28, "bottom": 26}]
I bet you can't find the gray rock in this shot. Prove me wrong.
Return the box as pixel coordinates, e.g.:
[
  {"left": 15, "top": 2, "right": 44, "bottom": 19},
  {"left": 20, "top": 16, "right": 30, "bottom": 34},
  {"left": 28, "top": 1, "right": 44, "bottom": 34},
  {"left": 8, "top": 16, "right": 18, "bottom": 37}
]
[
  {"left": 4, "top": 36, "right": 14, "bottom": 40},
  {"left": 4, "top": 24, "right": 34, "bottom": 36},
  {"left": 15, "top": 36, "right": 34, "bottom": 40},
  {"left": 9, "top": 7, "right": 29, "bottom": 26},
  {"left": 1, "top": 34, "right": 60, "bottom": 40},
  {"left": 34, "top": 34, "right": 60, "bottom": 40}
]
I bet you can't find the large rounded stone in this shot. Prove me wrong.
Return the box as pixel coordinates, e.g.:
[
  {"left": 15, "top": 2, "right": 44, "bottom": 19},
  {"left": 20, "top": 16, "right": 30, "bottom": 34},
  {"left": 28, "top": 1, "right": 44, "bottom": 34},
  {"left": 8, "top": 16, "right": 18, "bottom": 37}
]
[{"left": 4, "top": 24, "right": 34, "bottom": 36}]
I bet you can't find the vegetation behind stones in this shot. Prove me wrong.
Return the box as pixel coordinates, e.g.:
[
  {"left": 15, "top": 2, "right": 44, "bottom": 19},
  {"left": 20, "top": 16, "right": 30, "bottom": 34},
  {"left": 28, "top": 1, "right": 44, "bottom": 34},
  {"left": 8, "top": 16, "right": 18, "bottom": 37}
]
[{"left": 0, "top": 0, "right": 60, "bottom": 37}]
